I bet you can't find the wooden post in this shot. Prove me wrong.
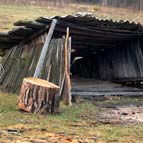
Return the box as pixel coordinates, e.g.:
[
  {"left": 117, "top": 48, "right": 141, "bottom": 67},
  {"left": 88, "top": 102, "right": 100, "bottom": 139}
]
[
  {"left": 68, "top": 37, "right": 72, "bottom": 69},
  {"left": 34, "top": 19, "right": 57, "bottom": 78},
  {"left": 64, "top": 28, "right": 72, "bottom": 106},
  {"left": 18, "top": 77, "right": 59, "bottom": 114}
]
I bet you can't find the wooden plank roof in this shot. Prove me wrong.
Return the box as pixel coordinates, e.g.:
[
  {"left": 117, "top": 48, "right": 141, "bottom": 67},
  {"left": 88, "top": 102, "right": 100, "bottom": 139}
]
[{"left": 0, "top": 13, "right": 143, "bottom": 50}]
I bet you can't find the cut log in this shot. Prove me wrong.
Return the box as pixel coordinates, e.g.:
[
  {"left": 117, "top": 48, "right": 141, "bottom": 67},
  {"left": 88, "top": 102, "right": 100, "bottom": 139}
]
[{"left": 17, "top": 77, "right": 59, "bottom": 114}]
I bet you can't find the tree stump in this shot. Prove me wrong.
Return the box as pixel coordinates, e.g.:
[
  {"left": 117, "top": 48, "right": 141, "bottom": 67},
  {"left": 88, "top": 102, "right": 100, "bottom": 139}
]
[{"left": 17, "top": 77, "right": 60, "bottom": 114}]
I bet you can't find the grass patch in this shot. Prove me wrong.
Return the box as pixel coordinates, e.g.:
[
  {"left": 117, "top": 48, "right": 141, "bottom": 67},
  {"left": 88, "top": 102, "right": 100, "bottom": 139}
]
[
  {"left": 0, "top": 92, "right": 96, "bottom": 141},
  {"left": 0, "top": 92, "right": 143, "bottom": 142},
  {"left": 95, "top": 124, "right": 143, "bottom": 143}
]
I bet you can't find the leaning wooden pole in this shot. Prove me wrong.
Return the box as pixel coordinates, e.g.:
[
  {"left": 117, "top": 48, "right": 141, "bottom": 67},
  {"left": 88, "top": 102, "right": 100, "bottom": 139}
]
[
  {"left": 64, "top": 27, "right": 72, "bottom": 106},
  {"left": 34, "top": 19, "right": 57, "bottom": 78}
]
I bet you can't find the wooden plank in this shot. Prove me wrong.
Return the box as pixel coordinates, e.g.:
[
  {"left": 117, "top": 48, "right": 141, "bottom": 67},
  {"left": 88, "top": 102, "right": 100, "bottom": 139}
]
[
  {"left": 8, "top": 27, "right": 34, "bottom": 36},
  {"left": 14, "top": 20, "right": 45, "bottom": 29},
  {"left": 34, "top": 19, "right": 57, "bottom": 78},
  {"left": 71, "top": 79, "right": 143, "bottom": 98},
  {"left": 72, "top": 91, "right": 143, "bottom": 96}
]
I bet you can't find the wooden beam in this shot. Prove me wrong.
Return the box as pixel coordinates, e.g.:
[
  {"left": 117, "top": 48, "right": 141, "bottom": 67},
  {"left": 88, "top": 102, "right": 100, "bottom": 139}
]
[
  {"left": 8, "top": 27, "right": 34, "bottom": 36},
  {"left": 34, "top": 19, "right": 57, "bottom": 78},
  {"left": 14, "top": 20, "right": 45, "bottom": 29}
]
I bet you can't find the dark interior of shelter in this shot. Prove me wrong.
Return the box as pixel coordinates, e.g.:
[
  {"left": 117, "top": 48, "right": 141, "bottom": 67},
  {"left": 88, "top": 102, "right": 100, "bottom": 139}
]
[
  {"left": 71, "top": 37, "right": 143, "bottom": 96},
  {"left": 66, "top": 16, "right": 143, "bottom": 96},
  {"left": 71, "top": 39, "right": 143, "bottom": 81}
]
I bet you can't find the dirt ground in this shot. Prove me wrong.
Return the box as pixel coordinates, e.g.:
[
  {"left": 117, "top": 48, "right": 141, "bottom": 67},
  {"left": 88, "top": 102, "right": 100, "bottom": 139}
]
[
  {"left": 87, "top": 96, "right": 143, "bottom": 124},
  {"left": 96, "top": 101, "right": 143, "bottom": 125},
  {"left": 0, "top": 128, "right": 80, "bottom": 143}
]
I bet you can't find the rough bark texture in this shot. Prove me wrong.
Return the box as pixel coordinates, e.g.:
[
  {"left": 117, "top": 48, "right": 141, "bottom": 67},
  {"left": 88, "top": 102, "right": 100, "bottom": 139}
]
[{"left": 18, "top": 77, "right": 59, "bottom": 114}]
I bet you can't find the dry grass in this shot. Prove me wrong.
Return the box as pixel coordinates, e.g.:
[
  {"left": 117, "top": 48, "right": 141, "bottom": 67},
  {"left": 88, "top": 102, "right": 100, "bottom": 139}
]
[
  {"left": 0, "top": 92, "right": 96, "bottom": 143},
  {"left": 0, "top": 92, "right": 143, "bottom": 142},
  {"left": 0, "top": 4, "right": 75, "bottom": 31},
  {"left": 0, "top": 4, "right": 143, "bottom": 32}
]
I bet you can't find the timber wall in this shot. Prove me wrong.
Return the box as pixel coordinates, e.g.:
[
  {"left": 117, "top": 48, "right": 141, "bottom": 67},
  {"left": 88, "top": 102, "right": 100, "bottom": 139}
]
[
  {"left": 71, "top": 40, "right": 143, "bottom": 81},
  {"left": 0, "top": 32, "right": 65, "bottom": 97}
]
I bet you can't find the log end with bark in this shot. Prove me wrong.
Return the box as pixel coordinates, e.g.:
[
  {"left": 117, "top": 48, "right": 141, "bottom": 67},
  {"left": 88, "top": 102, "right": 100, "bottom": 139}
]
[{"left": 17, "top": 77, "right": 60, "bottom": 114}]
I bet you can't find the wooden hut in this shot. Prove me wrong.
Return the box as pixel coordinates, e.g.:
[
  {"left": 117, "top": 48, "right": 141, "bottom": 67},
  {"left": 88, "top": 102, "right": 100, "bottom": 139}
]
[{"left": 1, "top": 13, "right": 143, "bottom": 103}]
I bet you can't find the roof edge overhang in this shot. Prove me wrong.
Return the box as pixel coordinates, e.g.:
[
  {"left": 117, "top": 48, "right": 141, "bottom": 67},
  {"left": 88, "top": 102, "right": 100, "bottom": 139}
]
[{"left": 0, "top": 13, "right": 143, "bottom": 50}]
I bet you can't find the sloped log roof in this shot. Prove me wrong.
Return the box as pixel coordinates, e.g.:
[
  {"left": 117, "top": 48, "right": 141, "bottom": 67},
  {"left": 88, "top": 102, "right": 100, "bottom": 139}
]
[{"left": 0, "top": 13, "right": 143, "bottom": 54}]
